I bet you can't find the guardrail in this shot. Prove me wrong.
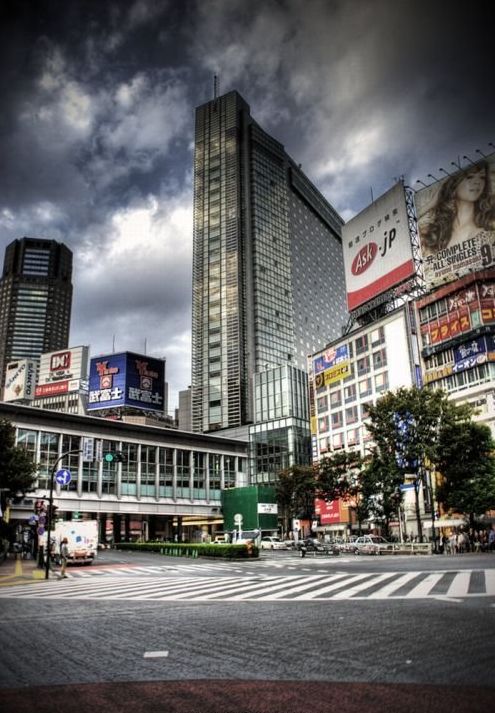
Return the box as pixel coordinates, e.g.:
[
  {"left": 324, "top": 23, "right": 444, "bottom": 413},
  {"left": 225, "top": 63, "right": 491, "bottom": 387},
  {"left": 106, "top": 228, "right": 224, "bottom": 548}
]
[{"left": 388, "top": 543, "right": 432, "bottom": 555}]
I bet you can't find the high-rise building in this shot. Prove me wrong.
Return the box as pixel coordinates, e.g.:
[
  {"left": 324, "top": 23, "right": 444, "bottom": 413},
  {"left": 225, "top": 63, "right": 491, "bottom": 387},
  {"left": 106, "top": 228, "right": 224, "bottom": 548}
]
[
  {"left": 0, "top": 237, "right": 73, "bottom": 391},
  {"left": 192, "top": 90, "right": 347, "bottom": 433}
]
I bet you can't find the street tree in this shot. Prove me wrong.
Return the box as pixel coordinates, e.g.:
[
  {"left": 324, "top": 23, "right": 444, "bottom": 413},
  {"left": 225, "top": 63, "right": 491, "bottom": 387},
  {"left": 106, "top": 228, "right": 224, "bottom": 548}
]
[
  {"left": 436, "top": 420, "right": 495, "bottom": 529},
  {"left": 0, "top": 418, "right": 37, "bottom": 514},
  {"left": 275, "top": 465, "right": 316, "bottom": 537},
  {"left": 365, "top": 386, "right": 473, "bottom": 540},
  {"left": 317, "top": 451, "right": 373, "bottom": 535}
]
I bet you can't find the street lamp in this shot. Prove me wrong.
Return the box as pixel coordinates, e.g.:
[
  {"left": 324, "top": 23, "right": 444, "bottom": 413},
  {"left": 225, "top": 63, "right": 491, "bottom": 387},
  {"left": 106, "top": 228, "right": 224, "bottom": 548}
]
[{"left": 44, "top": 449, "right": 81, "bottom": 580}]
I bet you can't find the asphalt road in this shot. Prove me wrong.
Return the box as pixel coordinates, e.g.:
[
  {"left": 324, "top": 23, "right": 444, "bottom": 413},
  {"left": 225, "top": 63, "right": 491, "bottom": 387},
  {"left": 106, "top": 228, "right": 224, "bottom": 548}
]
[{"left": 1, "top": 550, "right": 493, "bottom": 712}]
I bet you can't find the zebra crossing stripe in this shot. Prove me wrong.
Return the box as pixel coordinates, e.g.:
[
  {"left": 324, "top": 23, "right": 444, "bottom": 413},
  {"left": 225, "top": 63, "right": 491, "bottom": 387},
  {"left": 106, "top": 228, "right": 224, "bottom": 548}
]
[
  {"left": 398, "top": 573, "right": 445, "bottom": 598},
  {"left": 198, "top": 575, "right": 323, "bottom": 601},
  {"left": 368, "top": 572, "right": 420, "bottom": 599},
  {"left": 298, "top": 573, "right": 371, "bottom": 600},
  {"left": 1, "top": 569, "right": 494, "bottom": 601},
  {"left": 129, "top": 576, "right": 245, "bottom": 600}
]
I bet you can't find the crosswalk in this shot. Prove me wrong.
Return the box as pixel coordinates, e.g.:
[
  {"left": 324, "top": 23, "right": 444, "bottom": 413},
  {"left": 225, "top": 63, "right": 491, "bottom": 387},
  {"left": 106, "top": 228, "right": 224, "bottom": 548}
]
[{"left": 1, "top": 569, "right": 493, "bottom": 602}]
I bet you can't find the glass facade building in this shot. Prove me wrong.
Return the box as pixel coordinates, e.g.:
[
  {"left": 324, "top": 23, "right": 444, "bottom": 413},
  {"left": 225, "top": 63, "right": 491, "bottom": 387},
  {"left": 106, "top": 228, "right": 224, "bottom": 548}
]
[
  {"left": 0, "top": 237, "right": 72, "bottom": 390},
  {"left": 249, "top": 365, "right": 311, "bottom": 484},
  {"left": 192, "top": 91, "right": 347, "bottom": 433}
]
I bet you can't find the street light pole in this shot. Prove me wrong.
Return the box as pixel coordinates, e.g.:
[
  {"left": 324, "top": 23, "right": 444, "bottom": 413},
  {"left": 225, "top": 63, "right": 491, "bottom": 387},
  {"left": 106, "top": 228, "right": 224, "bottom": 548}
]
[{"left": 44, "top": 449, "right": 81, "bottom": 580}]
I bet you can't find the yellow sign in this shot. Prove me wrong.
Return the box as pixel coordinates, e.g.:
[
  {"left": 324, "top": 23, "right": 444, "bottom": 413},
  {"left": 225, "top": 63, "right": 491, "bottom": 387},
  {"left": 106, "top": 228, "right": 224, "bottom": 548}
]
[
  {"left": 314, "top": 361, "right": 350, "bottom": 389},
  {"left": 423, "top": 364, "right": 453, "bottom": 384}
]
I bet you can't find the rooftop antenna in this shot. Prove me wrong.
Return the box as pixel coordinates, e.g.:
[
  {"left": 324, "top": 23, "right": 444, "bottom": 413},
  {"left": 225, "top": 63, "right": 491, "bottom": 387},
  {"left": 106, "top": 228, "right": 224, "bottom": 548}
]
[
  {"left": 112, "top": 335, "right": 116, "bottom": 353},
  {"left": 475, "top": 148, "right": 487, "bottom": 158},
  {"left": 144, "top": 338, "right": 147, "bottom": 355},
  {"left": 463, "top": 155, "right": 477, "bottom": 167},
  {"left": 213, "top": 74, "right": 219, "bottom": 100},
  {"left": 438, "top": 167, "right": 452, "bottom": 177}
]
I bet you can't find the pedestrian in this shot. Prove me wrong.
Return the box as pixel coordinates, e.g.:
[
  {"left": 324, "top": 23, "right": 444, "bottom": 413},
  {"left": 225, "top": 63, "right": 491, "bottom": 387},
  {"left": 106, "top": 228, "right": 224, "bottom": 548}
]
[
  {"left": 489, "top": 529, "right": 495, "bottom": 553},
  {"left": 59, "top": 537, "right": 69, "bottom": 578}
]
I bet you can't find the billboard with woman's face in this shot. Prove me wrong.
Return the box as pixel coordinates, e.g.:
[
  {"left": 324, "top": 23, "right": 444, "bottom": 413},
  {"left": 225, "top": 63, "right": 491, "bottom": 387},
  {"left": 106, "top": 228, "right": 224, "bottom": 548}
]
[{"left": 416, "top": 155, "right": 495, "bottom": 288}]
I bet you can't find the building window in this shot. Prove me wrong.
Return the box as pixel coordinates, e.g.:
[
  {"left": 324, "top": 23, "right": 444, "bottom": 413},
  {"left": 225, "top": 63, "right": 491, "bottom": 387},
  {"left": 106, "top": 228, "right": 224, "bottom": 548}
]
[
  {"left": 318, "top": 415, "right": 330, "bottom": 433},
  {"left": 330, "top": 390, "right": 342, "bottom": 407},
  {"left": 372, "top": 349, "right": 387, "bottom": 370},
  {"left": 331, "top": 411, "right": 342, "bottom": 428},
  {"left": 317, "top": 395, "right": 328, "bottom": 413},
  {"left": 371, "top": 326, "right": 385, "bottom": 346},
  {"left": 332, "top": 432, "right": 344, "bottom": 450},
  {"left": 357, "top": 356, "right": 370, "bottom": 376},
  {"left": 344, "top": 383, "right": 357, "bottom": 402},
  {"left": 358, "top": 378, "right": 372, "bottom": 397},
  {"left": 345, "top": 406, "right": 358, "bottom": 425},
  {"left": 375, "top": 372, "right": 389, "bottom": 392},
  {"left": 355, "top": 334, "right": 369, "bottom": 354}
]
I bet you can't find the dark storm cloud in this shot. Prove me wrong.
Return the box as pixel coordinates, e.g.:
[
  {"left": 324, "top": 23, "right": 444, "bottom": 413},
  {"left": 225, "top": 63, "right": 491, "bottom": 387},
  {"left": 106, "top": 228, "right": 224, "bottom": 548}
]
[{"left": 0, "top": 0, "right": 492, "bottom": 408}]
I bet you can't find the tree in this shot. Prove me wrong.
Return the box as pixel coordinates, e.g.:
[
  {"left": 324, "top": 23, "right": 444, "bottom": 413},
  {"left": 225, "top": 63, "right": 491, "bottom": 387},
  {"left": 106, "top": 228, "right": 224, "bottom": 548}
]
[
  {"left": 275, "top": 466, "right": 316, "bottom": 537},
  {"left": 317, "top": 451, "right": 373, "bottom": 535},
  {"left": 436, "top": 420, "right": 495, "bottom": 529},
  {"left": 0, "top": 419, "right": 37, "bottom": 515},
  {"left": 366, "top": 386, "right": 474, "bottom": 540}
]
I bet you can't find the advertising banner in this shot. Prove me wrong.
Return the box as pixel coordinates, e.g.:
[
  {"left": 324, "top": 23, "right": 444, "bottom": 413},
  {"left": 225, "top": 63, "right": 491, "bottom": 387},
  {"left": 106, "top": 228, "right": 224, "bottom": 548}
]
[
  {"left": 453, "top": 335, "right": 495, "bottom": 373},
  {"left": 36, "top": 346, "right": 89, "bottom": 394},
  {"left": 314, "top": 498, "right": 341, "bottom": 525},
  {"left": 416, "top": 155, "right": 495, "bottom": 288},
  {"left": 88, "top": 352, "right": 165, "bottom": 412},
  {"left": 313, "top": 344, "right": 350, "bottom": 388},
  {"left": 342, "top": 182, "right": 415, "bottom": 312},
  {"left": 3, "top": 359, "right": 37, "bottom": 401}
]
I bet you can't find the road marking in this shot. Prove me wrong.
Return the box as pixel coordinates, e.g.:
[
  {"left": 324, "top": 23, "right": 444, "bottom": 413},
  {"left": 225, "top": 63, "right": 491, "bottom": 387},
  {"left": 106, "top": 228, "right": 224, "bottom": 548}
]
[
  {"left": 433, "top": 596, "right": 464, "bottom": 603},
  {"left": 446, "top": 571, "right": 471, "bottom": 597},
  {"left": 143, "top": 651, "right": 169, "bottom": 658}
]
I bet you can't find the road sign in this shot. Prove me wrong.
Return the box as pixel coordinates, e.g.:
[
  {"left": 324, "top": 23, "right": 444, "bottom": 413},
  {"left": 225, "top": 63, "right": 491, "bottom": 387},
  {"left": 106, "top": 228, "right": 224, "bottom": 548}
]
[
  {"left": 55, "top": 469, "right": 71, "bottom": 486},
  {"left": 233, "top": 513, "right": 243, "bottom": 525},
  {"left": 37, "top": 526, "right": 45, "bottom": 536},
  {"left": 29, "top": 515, "right": 38, "bottom": 525}
]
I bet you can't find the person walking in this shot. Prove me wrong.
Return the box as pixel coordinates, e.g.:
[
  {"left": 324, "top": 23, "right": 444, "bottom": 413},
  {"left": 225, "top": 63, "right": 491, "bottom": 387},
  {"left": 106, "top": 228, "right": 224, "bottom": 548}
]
[{"left": 59, "top": 537, "right": 69, "bottom": 579}]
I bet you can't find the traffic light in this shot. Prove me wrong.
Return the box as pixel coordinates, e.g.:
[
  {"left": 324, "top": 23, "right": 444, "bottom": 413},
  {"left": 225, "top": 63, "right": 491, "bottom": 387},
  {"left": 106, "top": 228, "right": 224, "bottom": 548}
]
[{"left": 104, "top": 451, "right": 126, "bottom": 464}]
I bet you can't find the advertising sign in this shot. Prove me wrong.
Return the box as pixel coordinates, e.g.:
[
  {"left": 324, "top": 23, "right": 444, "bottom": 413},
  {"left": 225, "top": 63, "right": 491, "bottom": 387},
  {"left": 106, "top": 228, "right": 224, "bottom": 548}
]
[
  {"left": 342, "top": 182, "right": 415, "bottom": 312},
  {"left": 453, "top": 335, "right": 495, "bottom": 373},
  {"left": 416, "top": 155, "right": 495, "bottom": 288},
  {"left": 313, "top": 344, "right": 350, "bottom": 388},
  {"left": 36, "top": 346, "right": 89, "bottom": 396},
  {"left": 314, "top": 498, "right": 341, "bottom": 525},
  {"left": 87, "top": 351, "right": 165, "bottom": 412},
  {"left": 3, "top": 359, "right": 37, "bottom": 401}
]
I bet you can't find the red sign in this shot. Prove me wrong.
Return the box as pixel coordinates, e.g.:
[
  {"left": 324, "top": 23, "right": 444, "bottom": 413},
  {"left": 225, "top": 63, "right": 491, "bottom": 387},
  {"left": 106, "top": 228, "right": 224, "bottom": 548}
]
[
  {"left": 314, "top": 498, "right": 341, "bottom": 525},
  {"left": 35, "top": 381, "right": 69, "bottom": 397},
  {"left": 50, "top": 351, "right": 72, "bottom": 371}
]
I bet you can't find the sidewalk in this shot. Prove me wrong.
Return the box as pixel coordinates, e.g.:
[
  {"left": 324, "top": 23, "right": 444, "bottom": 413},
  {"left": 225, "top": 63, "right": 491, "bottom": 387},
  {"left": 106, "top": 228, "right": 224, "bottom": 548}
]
[{"left": 0, "top": 554, "right": 49, "bottom": 585}]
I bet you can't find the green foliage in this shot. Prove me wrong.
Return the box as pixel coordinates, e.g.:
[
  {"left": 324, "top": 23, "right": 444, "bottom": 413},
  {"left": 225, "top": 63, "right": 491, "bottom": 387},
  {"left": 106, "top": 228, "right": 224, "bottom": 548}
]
[
  {"left": 436, "top": 420, "right": 495, "bottom": 519},
  {"left": 275, "top": 466, "right": 317, "bottom": 533},
  {"left": 317, "top": 450, "right": 376, "bottom": 534},
  {"left": 0, "top": 419, "right": 37, "bottom": 505},
  {"left": 114, "top": 541, "right": 259, "bottom": 559},
  {"left": 366, "top": 386, "right": 472, "bottom": 471}
]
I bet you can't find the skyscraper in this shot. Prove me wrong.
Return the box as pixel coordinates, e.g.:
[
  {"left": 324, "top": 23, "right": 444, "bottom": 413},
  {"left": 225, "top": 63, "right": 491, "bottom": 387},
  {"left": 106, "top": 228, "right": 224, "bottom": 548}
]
[
  {"left": 192, "top": 91, "right": 347, "bottom": 433},
  {"left": 0, "top": 237, "right": 73, "bottom": 389}
]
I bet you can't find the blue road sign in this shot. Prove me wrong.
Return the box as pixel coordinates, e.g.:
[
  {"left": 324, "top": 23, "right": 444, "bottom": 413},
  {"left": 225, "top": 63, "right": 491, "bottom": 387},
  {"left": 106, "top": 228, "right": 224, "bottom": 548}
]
[{"left": 55, "top": 469, "right": 71, "bottom": 486}]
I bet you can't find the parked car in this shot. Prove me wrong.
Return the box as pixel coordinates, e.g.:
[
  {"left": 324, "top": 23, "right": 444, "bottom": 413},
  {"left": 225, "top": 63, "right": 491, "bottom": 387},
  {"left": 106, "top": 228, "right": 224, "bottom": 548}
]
[
  {"left": 352, "top": 535, "right": 394, "bottom": 555},
  {"left": 260, "top": 536, "right": 287, "bottom": 550},
  {"left": 296, "top": 538, "right": 340, "bottom": 555}
]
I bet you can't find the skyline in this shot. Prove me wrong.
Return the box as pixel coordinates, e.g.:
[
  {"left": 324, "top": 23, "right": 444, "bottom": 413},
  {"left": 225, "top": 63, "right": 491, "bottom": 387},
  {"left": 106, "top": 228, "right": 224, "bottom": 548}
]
[{"left": 0, "top": 0, "right": 493, "bottom": 411}]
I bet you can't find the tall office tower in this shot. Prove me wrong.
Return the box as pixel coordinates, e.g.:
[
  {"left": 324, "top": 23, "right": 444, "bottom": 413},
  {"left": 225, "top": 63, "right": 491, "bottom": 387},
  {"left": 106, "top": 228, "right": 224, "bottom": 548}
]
[
  {"left": 0, "top": 237, "right": 73, "bottom": 390},
  {"left": 192, "top": 91, "right": 347, "bottom": 433}
]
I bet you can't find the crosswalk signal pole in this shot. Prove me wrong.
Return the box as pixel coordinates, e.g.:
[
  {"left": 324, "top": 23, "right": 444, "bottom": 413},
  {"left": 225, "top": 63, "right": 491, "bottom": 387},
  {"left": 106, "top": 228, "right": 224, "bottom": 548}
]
[{"left": 44, "top": 449, "right": 81, "bottom": 580}]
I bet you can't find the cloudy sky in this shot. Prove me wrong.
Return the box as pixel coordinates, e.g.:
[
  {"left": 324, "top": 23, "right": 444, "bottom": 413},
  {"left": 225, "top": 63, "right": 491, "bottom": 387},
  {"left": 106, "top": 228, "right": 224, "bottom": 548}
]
[{"left": 0, "top": 0, "right": 492, "bottom": 411}]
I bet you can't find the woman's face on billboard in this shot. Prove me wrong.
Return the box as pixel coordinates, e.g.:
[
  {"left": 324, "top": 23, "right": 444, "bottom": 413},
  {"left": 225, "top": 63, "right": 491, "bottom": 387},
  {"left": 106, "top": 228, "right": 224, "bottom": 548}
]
[{"left": 455, "top": 167, "right": 486, "bottom": 203}]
